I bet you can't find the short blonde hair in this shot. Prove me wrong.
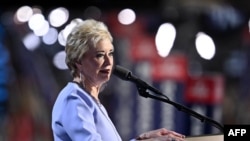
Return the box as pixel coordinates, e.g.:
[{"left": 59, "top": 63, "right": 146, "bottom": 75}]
[{"left": 65, "top": 19, "right": 113, "bottom": 77}]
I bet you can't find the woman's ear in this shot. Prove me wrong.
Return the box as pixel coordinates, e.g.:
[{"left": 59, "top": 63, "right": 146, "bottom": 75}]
[{"left": 75, "top": 62, "right": 82, "bottom": 70}]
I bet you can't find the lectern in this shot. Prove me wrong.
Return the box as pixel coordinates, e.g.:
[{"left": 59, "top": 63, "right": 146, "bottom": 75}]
[{"left": 186, "top": 134, "right": 223, "bottom": 141}]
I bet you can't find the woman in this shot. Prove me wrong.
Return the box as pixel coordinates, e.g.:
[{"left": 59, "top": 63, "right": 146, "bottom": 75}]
[{"left": 51, "top": 19, "right": 185, "bottom": 141}]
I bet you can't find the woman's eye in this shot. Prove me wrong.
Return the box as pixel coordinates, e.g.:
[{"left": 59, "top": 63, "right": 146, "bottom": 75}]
[
  {"left": 109, "top": 52, "right": 114, "bottom": 56},
  {"left": 96, "top": 54, "right": 104, "bottom": 58},
  {"left": 96, "top": 51, "right": 114, "bottom": 58}
]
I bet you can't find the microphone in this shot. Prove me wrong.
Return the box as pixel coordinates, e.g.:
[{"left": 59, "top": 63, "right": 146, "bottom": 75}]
[
  {"left": 113, "top": 65, "right": 164, "bottom": 96},
  {"left": 112, "top": 65, "right": 224, "bottom": 133},
  {"left": 112, "top": 65, "right": 138, "bottom": 81}
]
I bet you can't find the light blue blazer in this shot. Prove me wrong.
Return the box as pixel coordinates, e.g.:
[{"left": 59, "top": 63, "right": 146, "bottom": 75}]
[{"left": 51, "top": 82, "right": 123, "bottom": 141}]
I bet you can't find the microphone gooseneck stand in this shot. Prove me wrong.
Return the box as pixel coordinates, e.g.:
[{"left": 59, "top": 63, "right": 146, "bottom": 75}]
[
  {"left": 135, "top": 82, "right": 224, "bottom": 133},
  {"left": 112, "top": 65, "right": 224, "bottom": 133}
]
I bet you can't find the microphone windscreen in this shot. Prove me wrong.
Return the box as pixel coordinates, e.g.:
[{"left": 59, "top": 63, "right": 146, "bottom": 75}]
[{"left": 112, "top": 65, "right": 130, "bottom": 80}]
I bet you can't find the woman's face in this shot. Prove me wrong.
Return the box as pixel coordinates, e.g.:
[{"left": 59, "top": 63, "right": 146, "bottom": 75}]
[{"left": 79, "top": 38, "right": 114, "bottom": 86}]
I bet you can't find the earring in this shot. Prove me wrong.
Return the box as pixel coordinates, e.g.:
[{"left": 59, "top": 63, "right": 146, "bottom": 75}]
[
  {"left": 79, "top": 73, "right": 86, "bottom": 88},
  {"left": 80, "top": 73, "right": 83, "bottom": 82}
]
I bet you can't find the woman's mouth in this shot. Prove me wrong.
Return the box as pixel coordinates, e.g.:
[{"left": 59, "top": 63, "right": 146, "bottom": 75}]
[{"left": 100, "top": 69, "right": 110, "bottom": 74}]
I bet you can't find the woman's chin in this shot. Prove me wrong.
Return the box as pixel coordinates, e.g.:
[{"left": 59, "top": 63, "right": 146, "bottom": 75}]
[{"left": 99, "top": 74, "right": 111, "bottom": 82}]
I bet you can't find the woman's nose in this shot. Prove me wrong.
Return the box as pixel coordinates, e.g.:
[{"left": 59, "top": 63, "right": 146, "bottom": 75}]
[{"left": 104, "top": 54, "right": 113, "bottom": 65}]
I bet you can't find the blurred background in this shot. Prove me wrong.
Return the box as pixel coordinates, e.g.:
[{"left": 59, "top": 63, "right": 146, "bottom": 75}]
[{"left": 0, "top": 0, "right": 250, "bottom": 140}]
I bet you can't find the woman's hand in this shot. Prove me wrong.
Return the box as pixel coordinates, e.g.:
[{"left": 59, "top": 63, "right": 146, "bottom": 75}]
[{"left": 136, "top": 128, "right": 185, "bottom": 141}]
